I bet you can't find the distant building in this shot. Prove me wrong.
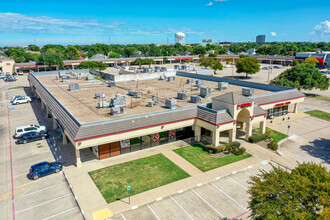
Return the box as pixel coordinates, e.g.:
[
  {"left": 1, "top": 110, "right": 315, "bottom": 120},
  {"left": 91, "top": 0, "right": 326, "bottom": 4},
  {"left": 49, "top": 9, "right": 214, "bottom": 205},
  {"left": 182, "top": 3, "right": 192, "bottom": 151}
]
[
  {"left": 256, "top": 35, "right": 266, "bottom": 44},
  {"left": 246, "top": 48, "right": 257, "bottom": 55},
  {"left": 294, "top": 51, "right": 330, "bottom": 68},
  {"left": 91, "top": 54, "right": 108, "bottom": 60},
  {"left": 201, "top": 39, "right": 213, "bottom": 47},
  {"left": 218, "top": 41, "right": 232, "bottom": 46},
  {"left": 130, "top": 51, "right": 145, "bottom": 58}
]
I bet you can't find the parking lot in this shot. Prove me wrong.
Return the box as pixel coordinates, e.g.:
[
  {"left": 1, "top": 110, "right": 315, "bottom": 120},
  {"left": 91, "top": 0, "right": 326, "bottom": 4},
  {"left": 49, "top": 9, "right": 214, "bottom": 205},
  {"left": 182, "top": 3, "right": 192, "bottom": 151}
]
[
  {"left": 111, "top": 161, "right": 279, "bottom": 220},
  {"left": 0, "top": 77, "right": 83, "bottom": 220}
]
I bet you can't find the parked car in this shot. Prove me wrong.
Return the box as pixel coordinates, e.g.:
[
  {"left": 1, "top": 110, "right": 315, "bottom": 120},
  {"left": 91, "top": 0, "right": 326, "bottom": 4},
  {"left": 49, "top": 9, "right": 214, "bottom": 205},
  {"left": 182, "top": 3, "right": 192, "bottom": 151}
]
[
  {"left": 15, "top": 124, "right": 47, "bottom": 138},
  {"left": 0, "top": 73, "right": 4, "bottom": 79},
  {"left": 262, "top": 67, "right": 270, "bottom": 70},
  {"left": 16, "top": 131, "right": 48, "bottom": 144},
  {"left": 4, "top": 76, "right": 17, "bottom": 82},
  {"left": 28, "top": 161, "right": 62, "bottom": 180},
  {"left": 12, "top": 96, "right": 32, "bottom": 105},
  {"left": 273, "top": 66, "right": 280, "bottom": 69},
  {"left": 12, "top": 72, "right": 17, "bottom": 76},
  {"left": 10, "top": 95, "right": 23, "bottom": 102},
  {"left": 18, "top": 71, "right": 24, "bottom": 76}
]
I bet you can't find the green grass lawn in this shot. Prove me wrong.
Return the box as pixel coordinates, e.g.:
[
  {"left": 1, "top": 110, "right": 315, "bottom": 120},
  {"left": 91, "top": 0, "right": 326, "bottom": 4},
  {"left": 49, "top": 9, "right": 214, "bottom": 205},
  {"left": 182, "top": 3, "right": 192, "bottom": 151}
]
[
  {"left": 305, "top": 110, "right": 330, "bottom": 121},
  {"left": 8, "top": 86, "right": 25, "bottom": 90},
  {"left": 89, "top": 154, "right": 190, "bottom": 203},
  {"left": 305, "top": 93, "right": 330, "bottom": 101},
  {"left": 253, "top": 127, "right": 288, "bottom": 143},
  {"left": 173, "top": 145, "right": 252, "bottom": 172}
]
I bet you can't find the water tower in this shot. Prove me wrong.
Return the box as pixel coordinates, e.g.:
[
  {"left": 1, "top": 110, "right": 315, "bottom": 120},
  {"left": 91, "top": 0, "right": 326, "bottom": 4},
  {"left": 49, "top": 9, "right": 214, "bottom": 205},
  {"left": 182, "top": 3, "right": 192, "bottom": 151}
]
[{"left": 175, "top": 32, "right": 186, "bottom": 45}]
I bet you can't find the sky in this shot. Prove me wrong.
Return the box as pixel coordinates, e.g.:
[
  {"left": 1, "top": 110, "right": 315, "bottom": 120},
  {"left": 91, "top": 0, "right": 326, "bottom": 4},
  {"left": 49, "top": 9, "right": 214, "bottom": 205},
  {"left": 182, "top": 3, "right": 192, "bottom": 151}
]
[{"left": 0, "top": 0, "right": 329, "bottom": 46}]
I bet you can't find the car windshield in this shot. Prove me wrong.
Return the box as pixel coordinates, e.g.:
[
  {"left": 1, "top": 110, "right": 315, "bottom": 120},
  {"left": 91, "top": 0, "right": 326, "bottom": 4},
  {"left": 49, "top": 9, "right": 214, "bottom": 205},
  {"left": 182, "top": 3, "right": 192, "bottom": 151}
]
[{"left": 48, "top": 162, "right": 53, "bottom": 167}]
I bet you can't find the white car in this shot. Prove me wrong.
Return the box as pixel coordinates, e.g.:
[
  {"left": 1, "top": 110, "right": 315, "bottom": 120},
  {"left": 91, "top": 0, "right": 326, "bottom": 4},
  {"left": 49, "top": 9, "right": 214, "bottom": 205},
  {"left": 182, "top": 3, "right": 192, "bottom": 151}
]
[
  {"left": 10, "top": 95, "right": 23, "bottom": 102},
  {"left": 15, "top": 124, "right": 47, "bottom": 138},
  {"left": 12, "top": 96, "right": 32, "bottom": 105},
  {"left": 18, "top": 71, "right": 24, "bottom": 76}
]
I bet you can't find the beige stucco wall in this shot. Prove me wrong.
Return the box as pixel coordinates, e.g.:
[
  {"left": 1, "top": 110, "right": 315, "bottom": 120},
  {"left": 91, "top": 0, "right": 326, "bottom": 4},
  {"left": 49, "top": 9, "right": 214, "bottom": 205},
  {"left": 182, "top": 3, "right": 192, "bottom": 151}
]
[
  {"left": 0, "top": 59, "right": 15, "bottom": 74},
  {"left": 259, "top": 97, "right": 304, "bottom": 110},
  {"left": 75, "top": 119, "right": 195, "bottom": 149}
]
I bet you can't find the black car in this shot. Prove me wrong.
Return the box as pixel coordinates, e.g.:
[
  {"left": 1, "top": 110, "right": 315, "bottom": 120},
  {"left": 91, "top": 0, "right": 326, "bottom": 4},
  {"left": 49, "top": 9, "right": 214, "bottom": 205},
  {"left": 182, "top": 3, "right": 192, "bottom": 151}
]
[
  {"left": 16, "top": 131, "right": 48, "bottom": 144},
  {"left": 4, "top": 76, "right": 17, "bottom": 82},
  {"left": 29, "top": 161, "right": 63, "bottom": 180},
  {"left": 12, "top": 72, "right": 17, "bottom": 76}
]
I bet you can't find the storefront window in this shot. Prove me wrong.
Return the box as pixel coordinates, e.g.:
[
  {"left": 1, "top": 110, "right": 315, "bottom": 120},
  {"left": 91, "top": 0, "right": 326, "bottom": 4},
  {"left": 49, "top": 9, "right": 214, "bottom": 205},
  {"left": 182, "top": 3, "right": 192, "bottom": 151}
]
[{"left": 130, "top": 137, "right": 142, "bottom": 152}]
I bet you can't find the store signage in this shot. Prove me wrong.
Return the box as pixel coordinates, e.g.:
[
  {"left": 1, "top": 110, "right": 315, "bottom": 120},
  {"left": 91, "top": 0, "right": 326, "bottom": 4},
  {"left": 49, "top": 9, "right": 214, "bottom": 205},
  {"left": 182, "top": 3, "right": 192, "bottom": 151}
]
[
  {"left": 275, "top": 101, "right": 291, "bottom": 107},
  {"left": 6, "top": 63, "right": 11, "bottom": 65},
  {"left": 237, "top": 102, "right": 252, "bottom": 109}
]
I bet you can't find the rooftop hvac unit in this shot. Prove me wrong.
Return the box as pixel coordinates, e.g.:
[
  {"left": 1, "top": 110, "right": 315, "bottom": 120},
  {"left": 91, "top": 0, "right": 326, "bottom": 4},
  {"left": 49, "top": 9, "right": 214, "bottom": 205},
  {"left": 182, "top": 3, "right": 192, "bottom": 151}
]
[
  {"left": 165, "top": 98, "right": 177, "bottom": 109},
  {"left": 95, "top": 93, "right": 106, "bottom": 99},
  {"left": 69, "top": 84, "right": 79, "bottom": 91},
  {"left": 196, "top": 80, "right": 204, "bottom": 87},
  {"left": 186, "top": 79, "right": 193, "bottom": 84},
  {"left": 98, "top": 101, "right": 110, "bottom": 108},
  {"left": 147, "top": 101, "right": 153, "bottom": 107},
  {"left": 110, "top": 96, "right": 126, "bottom": 107},
  {"left": 191, "top": 95, "right": 202, "bottom": 103},
  {"left": 218, "top": 82, "right": 229, "bottom": 90},
  {"left": 110, "top": 106, "right": 124, "bottom": 115},
  {"left": 108, "top": 81, "right": 116, "bottom": 87},
  {"left": 62, "top": 78, "right": 70, "bottom": 83},
  {"left": 160, "top": 67, "right": 167, "bottom": 72},
  {"left": 56, "top": 76, "right": 60, "bottom": 80},
  {"left": 177, "top": 92, "right": 188, "bottom": 100},
  {"left": 128, "top": 89, "right": 141, "bottom": 98},
  {"left": 152, "top": 96, "right": 157, "bottom": 104},
  {"left": 174, "top": 65, "right": 180, "bottom": 69},
  {"left": 200, "top": 86, "right": 212, "bottom": 98},
  {"left": 58, "top": 71, "right": 66, "bottom": 76},
  {"left": 168, "top": 76, "right": 175, "bottom": 82},
  {"left": 119, "top": 68, "right": 125, "bottom": 74},
  {"left": 181, "top": 65, "right": 186, "bottom": 70},
  {"left": 86, "top": 76, "right": 94, "bottom": 81},
  {"left": 242, "top": 87, "right": 254, "bottom": 96},
  {"left": 159, "top": 75, "right": 166, "bottom": 80}
]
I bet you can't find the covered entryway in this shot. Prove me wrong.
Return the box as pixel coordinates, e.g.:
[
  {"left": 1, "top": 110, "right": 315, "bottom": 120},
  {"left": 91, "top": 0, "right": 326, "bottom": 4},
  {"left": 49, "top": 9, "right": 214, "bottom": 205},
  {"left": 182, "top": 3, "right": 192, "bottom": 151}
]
[{"left": 236, "top": 108, "right": 252, "bottom": 141}]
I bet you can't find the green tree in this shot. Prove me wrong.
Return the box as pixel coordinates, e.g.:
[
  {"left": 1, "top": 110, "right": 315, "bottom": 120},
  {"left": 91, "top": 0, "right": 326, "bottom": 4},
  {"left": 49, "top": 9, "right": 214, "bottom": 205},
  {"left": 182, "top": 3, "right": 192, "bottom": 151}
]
[
  {"left": 131, "top": 58, "right": 144, "bottom": 68},
  {"left": 199, "top": 57, "right": 223, "bottom": 74},
  {"left": 41, "top": 44, "right": 65, "bottom": 56},
  {"left": 303, "top": 58, "right": 319, "bottom": 66},
  {"left": 64, "top": 46, "right": 80, "bottom": 60},
  {"left": 25, "top": 53, "right": 40, "bottom": 62},
  {"left": 239, "top": 54, "right": 249, "bottom": 58},
  {"left": 256, "top": 45, "right": 269, "bottom": 55},
  {"left": 38, "top": 54, "right": 63, "bottom": 67},
  {"left": 28, "top": 45, "right": 40, "bottom": 51},
  {"left": 76, "top": 61, "right": 107, "bottom": 70},
  {"left": 123, "top": 47, "right": 137, "bottom": 57},
  {"left": 235, "top": 57, "right": 260, "bottom": 78},
  {"left": 5, "top": 48, "right": 27, "bottom": 63},
  {"left": 108, "top": 52, "right": 121, "bottom": 58},
  {"left": 248, "top": 162, "right": 330, "bottom": 220},
  {"left": 270, "top": 63, "right": 329, "bottom": 90},
  {"left": 193, "top": 46, "right": 206, "bottom": 55},
  {"left": 163, "top": 57, "right": 168, "bottom": 63},
  {"left": 210, "top": 59, "right": 223, "bottom": 74},
  {"left": 293, "top": 60, "right": 300, "bottom": 66},
  {"left": 144, "top": 58, "right": 155, "bottom": 68}
]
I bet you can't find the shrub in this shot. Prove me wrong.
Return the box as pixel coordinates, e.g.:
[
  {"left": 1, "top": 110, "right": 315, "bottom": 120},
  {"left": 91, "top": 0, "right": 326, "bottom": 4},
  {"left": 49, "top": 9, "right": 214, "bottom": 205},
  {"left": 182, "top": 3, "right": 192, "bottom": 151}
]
[
  {"left": 234, "top": 147, "right": 246, "bottom": 155},
  {"left": 268, "top": 141, "right": 278, "bottom": 151},
  {"left": 248, "top": 134, "right": 270, "bottom": 143},
  {"left": 204, "top": 145, "right": 220, "bottom": 154},
  {"left": 225, "top": 141, "right": 241, "bottom": 149},
  {"left": 218, "top": 145, "right": 226, "bottom": 152}
]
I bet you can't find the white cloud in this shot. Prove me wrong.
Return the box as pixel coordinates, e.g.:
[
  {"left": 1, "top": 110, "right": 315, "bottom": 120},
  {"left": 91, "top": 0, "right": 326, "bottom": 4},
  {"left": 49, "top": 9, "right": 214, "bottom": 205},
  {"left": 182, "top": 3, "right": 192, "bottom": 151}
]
[
  {"left": 206, "top": 2, "right": 213, "bottom": 6},
  {"left": 311, "top": 20, "right": 330, "bottom": 37},
  {"left": 270, "top": 32, "right": 277, "bottom": 37}
]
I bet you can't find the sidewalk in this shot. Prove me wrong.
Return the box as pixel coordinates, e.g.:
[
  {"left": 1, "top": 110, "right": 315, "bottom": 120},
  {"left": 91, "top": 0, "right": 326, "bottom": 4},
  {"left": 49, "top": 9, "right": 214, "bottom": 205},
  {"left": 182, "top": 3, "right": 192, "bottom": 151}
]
[{"left": 64, "top": 140, "right": 281, "bottom": 220}]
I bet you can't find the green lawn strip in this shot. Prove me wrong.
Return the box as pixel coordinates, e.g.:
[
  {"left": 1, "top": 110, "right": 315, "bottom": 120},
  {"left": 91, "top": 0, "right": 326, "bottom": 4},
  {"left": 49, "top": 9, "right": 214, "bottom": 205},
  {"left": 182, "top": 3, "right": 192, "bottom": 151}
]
[
  {"left": 305, "top": 93, "right": 330, "bottom": 101},
  {"left": 89, "top": 154, "right": 190, "bottom": 203},
  {"left": 305, "top": 110, "right": 330, "bottom": 121},
  {"left": 253, "top": 127, "right": 288, "bottom": 143},
  {"left": 173, "top": 145, "right": 252, "bottom": 172},
  {"left": 8, "top": 86, "right": 24, "bottom": 90}
]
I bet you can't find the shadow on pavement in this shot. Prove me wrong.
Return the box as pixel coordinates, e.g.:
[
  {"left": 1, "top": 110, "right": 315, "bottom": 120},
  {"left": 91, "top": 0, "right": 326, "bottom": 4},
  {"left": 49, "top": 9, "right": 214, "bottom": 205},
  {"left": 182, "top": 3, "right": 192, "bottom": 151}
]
[{"left": 300, "top": 138, "right": 330, "bottom": 164}]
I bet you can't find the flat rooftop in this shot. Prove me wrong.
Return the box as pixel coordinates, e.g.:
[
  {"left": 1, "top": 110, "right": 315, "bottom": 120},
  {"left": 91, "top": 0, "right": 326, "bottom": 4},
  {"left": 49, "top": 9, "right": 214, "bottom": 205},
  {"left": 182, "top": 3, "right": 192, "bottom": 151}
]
[{"left": 35, "top": 74, "right": 272, "bottom": 124}]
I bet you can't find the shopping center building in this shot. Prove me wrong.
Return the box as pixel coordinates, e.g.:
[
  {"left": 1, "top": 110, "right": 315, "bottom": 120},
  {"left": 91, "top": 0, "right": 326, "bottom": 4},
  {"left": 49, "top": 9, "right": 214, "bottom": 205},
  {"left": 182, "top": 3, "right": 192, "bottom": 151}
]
[{"left": 28, "top": 70, "right": 304, "bottom": 166}]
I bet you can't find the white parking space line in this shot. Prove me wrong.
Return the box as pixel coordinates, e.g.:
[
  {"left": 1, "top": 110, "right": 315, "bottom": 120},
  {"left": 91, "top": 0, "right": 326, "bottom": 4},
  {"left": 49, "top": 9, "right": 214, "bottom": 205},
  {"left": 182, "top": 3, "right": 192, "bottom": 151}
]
[
  {"left": 15, "top": 194, "right": 71, "bottom": 214},
  {"left": 147, "top": 204, "right": 160, "bottom": 220},
  {"left": 41, "top": 207, "right": 78, "bottom": 220},
  {"left": 191, "top": 189, "right": 224, "bottom": 218},
  {"left": 170, "top": 196, "right": 194, "bottom": 220},
  {"left": 13, "top": 173, "right": 28, "bottom": 178},
  {"left": 16, "top": 183, "right": 66, "bottom": 198},
  {"left": 121, "top": 213, "right": 127, "bottom": 220},
  {"left": 210, "top": 183, "right": 247, "bottom": 211},
  {"left": 228, "top": 177, "right": 248, "bottom": 191}
]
